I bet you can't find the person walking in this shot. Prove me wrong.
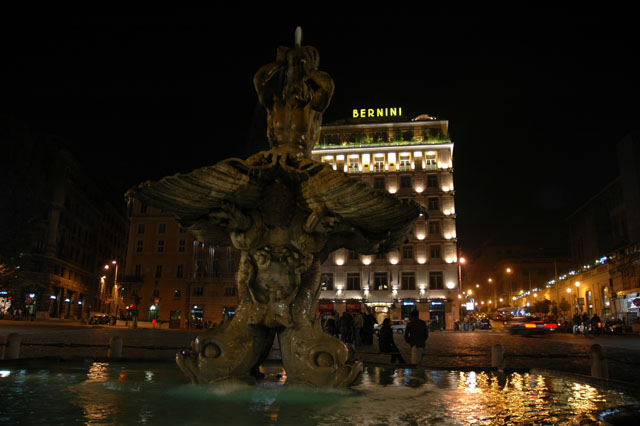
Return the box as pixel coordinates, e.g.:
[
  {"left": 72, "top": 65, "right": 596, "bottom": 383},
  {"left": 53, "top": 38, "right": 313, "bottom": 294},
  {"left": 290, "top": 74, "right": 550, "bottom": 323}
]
[
  {"left": 404, "top": 310, "right": 429, "bottom": 366},
  {"left": 340, "top": 312, "right": 354, "bottom": 344},
  {"left": 378, "top": 318, "right": 405, "bottom": 364}
]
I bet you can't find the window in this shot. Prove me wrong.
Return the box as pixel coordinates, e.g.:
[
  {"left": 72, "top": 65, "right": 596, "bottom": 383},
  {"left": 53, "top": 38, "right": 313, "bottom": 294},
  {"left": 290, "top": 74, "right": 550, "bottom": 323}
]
[
  {"left": 178, "top": 239, "right": 185, "bottom": 252},
  {"left": 373, "top": 177, "right": 385, "bottom": 189},
  {"left": 373, "top": 272, "right": 388, "bottom": 291},
  {"left": 402, "top": 245, "right": 413, "bottom": 259},
  {"left": 176, "top": 264, "right": 183, "bottom": 278},
  {"left": 348, "top": 158, "right": 360, "bottom": 173},
  {"left": 429, "top": 271, "right": 443, "bottom": 289},
  {"left": 173, "top": 289, "right": 181, "bottom": 298},
  {"left": 157, "top": 240, "right": 165, "bottom": 252},
  {"left": 373, "top": 156, "right": 385, "bottom": 172},
  {"left": 425, "top": 152, "right": 437, "bottom": 170},
  {"left": 429, "top": 221, "right": 441, "bottom": 234},
  {"left": 430, "top": 245, "right": 441, "bottom": 259},
  {"left": 224, "top": 287, "right": 236, "bottom": 297},
  {"left": 137, "top": 224, "right": 145, "bottom": 234},
  {"left": 428, "top": 197, "right": 440, "bottom": 210},
  {"left": 399, "top": 155, "right": 411, "bottom": 171},
  {"left": 375, "top": 251, "right": 385, "bottom": 259},
  {"left": 321, "top": 273, "right": 334, "bottom": 291},
  {"left": 134, "top": 264, "right": 142, "bottom": 277},
  {"left": 192, "top": 287, "right": 203, "bottom": 296},
  {"left": 348, "top": 250, "right": 358, "bottom": 260},
  {"left": 136, "top": 240, "right": 143, "bottom": 252},
  {"left": 346, "top": 273, "right": 361, "bottom": 290},
  {"left": 152, "top": 289, "right": 159, "bottom": 297},
  {"left": 427, "top": 175, "right": 438, "bottom": 188},
  {"left": 140, "top": 204, "right": 147, "bottom": 213},
  {"left": 401, "top": 272, "right": 416, "bottom": 290},
  {"left": 400, "top": 175, "right": 411, "bottom": 188},
  {"left": 155, "top": 265, "right": 162, "bottom": 278},
  {"left": 158, "top": 223, "right": 166, "bottom": 234}
]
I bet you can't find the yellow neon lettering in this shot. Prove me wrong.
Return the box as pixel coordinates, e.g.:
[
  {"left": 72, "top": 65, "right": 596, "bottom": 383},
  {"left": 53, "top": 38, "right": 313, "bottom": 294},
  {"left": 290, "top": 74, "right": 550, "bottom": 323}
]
[
  {"left": 377, "top": 108, "right": 384, "bottom": 116},
  {"left": 368, "top": 109, "right": 374, "bottom": 117},
  {"left": 390, "top": 108, "right": 396, "bottom": 116},
  {"left": 360, "top": 109, "right": 366, "bottom": 118},
  {"left": 399, "top": 107, "right": 402, "bottom": 116},
  {"left": 353, "top": 109, "right": 359, "bottom": 118}
]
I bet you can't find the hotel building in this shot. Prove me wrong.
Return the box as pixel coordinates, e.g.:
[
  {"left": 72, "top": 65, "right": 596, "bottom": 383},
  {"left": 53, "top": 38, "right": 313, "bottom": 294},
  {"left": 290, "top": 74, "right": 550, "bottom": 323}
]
[{"left": 310, "top": 113, "right": 461, "bottom": 329}]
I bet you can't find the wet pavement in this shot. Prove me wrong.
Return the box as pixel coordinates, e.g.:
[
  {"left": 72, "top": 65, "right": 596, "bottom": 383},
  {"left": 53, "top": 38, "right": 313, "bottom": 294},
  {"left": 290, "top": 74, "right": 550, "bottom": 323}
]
[{"left": 2, "top": 319, "right": 640, "bottom": 383}]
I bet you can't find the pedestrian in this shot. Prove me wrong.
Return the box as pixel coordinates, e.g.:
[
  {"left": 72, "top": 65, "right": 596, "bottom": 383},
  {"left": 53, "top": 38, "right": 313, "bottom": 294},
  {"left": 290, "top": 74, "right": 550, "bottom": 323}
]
[
  {"left": 324, "top": 311, "right": 337, "bottom": 336},
  {"left": 404, "top": 310, "right": 428, "bottom": 366},
  {"left": 354, "top": 311, "right": 364, "bottom": 346},
  {"left": 340, "top": 312, "right": 354, "bottom": 344},
  {"left": 378, "top": 318, "right": 405, "bottom": 364}
]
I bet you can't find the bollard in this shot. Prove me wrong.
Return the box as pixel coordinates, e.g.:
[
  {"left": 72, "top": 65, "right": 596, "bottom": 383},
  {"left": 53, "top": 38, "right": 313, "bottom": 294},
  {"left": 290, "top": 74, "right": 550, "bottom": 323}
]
[
  {"left": 1, "top": 333, "right": 22, "bottom": 360},
  {"left": 491, "top": 344, "right": 505, "bottom": 369},
  {"left": 589, "top": 344, "right": 609, "bottom": 379},
  {"left": 108, "top": 336, "right": 123, "bottom": 358}
]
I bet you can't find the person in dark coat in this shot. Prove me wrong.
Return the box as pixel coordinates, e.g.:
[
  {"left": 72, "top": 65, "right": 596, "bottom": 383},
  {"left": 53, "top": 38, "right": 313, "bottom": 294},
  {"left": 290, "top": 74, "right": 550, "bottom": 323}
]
[
  {"left": 404, "top": 310, "right": 428, "bottom": 365},
  {"left": 340, "top": 312, "right": 354, "bottom": 344},
  {"left": 378, "top": 318, "right": 405, "bottom": 363}
]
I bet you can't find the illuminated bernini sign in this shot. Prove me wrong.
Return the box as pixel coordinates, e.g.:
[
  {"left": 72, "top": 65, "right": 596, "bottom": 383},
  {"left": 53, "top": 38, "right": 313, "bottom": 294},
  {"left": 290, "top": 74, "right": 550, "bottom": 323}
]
[{"left": 353, "top": 107, "right": 403, "bottom": 118}]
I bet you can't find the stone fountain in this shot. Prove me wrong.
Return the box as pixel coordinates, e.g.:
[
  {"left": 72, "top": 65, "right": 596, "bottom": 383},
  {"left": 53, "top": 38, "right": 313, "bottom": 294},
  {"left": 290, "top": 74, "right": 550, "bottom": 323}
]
[{"left": 126, "top": 30, "right": 425, "bottom": 387}]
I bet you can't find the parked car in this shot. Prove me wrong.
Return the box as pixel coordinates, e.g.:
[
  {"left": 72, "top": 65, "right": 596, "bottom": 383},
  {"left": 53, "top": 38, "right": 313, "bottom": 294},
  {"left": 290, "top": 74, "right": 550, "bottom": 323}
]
[
  {"left": 89, "top": 314, "right": 113, "bottom": 325},
  {"left": 507, "top": 316, "right": 557, "bottom": 336},
  {"left": 478, "top": 318, "right": 492, "bottom": 329},
  {"left": 374, "top": 319, "right": 407, "bottom": 335}
]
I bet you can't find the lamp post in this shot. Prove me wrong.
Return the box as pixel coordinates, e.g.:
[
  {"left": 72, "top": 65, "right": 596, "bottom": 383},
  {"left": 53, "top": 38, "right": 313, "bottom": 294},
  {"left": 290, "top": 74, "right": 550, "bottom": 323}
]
[
  {"left": 457, "top": 256, "right": 466, "bottom": 324},
  {"left": 104, "top": 260, "right": 119, "bottom": 317},
  {"left": 575, "top": 281, "right": 581, "bottom": 314}
]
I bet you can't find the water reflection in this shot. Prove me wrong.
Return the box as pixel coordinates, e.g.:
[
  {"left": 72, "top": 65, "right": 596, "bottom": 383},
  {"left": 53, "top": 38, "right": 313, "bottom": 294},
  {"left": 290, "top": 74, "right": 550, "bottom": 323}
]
[{"left": 1, "top": 363, "right": 639, "bottom": 425}]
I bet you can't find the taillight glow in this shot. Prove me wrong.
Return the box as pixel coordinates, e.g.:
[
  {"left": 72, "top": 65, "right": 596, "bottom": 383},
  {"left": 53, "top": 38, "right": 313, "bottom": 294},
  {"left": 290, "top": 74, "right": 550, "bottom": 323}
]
[
  {"left": 544, "top": 323, "right": 557, "bottom": 329},
  {"left": 524, "top": 323, "right": 537, "bottom": 329}
]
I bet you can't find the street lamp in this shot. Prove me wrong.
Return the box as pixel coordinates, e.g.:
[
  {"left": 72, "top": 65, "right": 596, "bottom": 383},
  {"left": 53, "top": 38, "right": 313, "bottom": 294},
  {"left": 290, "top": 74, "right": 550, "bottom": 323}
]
[
  {"left": 575, "top": 281, "right": 581, "bottom": 313},
  {"left": 104, "top": 260, "right": 119, "bottom": 317}
]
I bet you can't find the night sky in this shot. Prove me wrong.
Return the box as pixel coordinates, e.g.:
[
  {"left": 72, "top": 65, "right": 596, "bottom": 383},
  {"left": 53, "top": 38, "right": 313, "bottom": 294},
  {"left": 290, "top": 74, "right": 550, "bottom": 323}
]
[{"left": 4, "top": 12, "right": 639, "bottom": 255}]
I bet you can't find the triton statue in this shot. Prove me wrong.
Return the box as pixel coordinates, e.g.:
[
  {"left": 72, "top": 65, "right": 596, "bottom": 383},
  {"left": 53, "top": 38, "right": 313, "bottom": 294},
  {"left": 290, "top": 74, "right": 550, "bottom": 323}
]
[{"left": 126, "top": 29, "right": 425, "bottom": 387}]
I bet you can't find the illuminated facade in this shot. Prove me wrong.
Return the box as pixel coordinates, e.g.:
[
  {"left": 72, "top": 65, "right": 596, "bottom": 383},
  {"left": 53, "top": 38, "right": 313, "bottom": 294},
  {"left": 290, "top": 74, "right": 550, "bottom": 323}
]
[
  {"left": 121, "top": 200, "right": 239, "bottom": 328},
  {"left": 311, "top": 115, "right": 460, "bottom": 329}
]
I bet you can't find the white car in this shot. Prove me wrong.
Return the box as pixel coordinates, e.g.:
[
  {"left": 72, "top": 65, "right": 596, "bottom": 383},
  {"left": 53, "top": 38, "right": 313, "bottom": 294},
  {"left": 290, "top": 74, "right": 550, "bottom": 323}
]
[{"left": 374, "top": 319, "right": 406, "bottom": 335}]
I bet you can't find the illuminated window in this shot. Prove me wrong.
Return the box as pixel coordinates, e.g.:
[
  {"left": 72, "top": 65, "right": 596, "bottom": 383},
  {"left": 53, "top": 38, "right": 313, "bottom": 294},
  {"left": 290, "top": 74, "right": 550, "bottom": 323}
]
[
  {"left": 321, "top": 273, "right": 334, "bottom": 290},
  {"left": 346, "top": 273, "right": 361, "bottom": 290},
  {"left": 399, "top": 155, "right": 411, "bottom": 171},
  {"left": 429, "top": 272, "right": 443, "bottom": 289},
  {"left": 374, "top": 155, "right": 385, "bottom": 172},
  {"left": 401, "top": 272, "right": 416, "bottom": 290},
  {"left": 348, "top": 157, "right": 360, "bottom": 173},
  {"left": 425, "top": 153, "right": 437, "bottom": 170},
  {"left": 374, "top": 272, "right": 388, "bottom": 290}
]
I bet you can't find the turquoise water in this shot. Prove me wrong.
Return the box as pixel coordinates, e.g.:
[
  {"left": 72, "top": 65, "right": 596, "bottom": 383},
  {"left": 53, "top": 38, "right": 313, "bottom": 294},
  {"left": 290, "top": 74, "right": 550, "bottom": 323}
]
[{"left": 0, "top": 362, "right": 638, "bottom": 425}]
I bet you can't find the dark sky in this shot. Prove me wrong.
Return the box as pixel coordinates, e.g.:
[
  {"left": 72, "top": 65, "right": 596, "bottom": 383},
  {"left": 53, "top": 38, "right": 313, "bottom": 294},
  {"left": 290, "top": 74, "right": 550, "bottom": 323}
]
[{"left": 4, "top": 12, "right": 639, "bottom": 255}]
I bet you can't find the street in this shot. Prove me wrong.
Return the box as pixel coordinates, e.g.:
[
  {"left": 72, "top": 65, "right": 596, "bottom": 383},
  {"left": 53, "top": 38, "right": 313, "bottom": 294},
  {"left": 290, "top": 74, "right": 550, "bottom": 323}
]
[{"left": 2, "top": 320, "right": 640, "bottom": 383}]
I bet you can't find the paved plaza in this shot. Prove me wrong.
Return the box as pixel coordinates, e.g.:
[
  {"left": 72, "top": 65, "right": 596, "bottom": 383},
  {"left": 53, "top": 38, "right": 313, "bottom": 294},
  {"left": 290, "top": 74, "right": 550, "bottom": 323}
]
[{"left": 2, "top": 319, "right": 640, "bottom": 383}]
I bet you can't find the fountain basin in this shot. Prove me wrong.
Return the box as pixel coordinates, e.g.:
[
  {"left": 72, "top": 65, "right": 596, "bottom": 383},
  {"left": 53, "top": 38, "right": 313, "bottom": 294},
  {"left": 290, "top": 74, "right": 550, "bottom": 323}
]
[{"left": 1, "top": 360, "right": 638, "bottom": 425}]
